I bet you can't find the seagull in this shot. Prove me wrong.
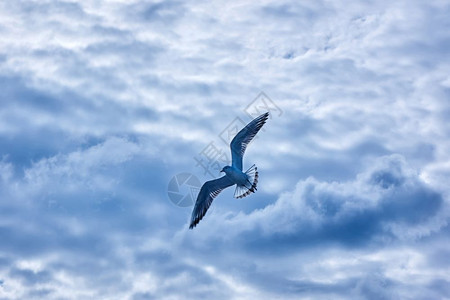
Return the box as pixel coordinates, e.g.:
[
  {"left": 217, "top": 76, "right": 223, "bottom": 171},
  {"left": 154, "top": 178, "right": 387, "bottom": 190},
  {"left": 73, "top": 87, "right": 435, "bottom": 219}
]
[{"left": 189, "top": 112, "right": 269, "bottom": 229}]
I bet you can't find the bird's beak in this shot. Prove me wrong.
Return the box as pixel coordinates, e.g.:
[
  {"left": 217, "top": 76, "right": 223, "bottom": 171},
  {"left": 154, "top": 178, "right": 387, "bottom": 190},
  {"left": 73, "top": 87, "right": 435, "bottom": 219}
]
[{"left": 220, "top": 169, "right": 224, "bottom": 173}]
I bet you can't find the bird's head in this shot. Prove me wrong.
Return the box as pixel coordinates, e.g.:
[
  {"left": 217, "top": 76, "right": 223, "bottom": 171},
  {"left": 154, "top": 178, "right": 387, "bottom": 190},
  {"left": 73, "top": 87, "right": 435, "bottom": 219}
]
[{"left": 220, "top": 166, "right": 231, "bottom": 173}]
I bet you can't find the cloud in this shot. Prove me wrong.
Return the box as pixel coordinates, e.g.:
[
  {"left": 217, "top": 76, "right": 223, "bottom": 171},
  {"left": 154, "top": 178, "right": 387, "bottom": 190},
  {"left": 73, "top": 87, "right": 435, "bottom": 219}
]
[
  {"left": 0, "top": 0, "right": 449, "bottom": 299},
  {"left": 180, "top": 154, "right": 446, "bottom": 245},
  {"left": 174, "top": 155, "right": 448, "bottom": 298}
]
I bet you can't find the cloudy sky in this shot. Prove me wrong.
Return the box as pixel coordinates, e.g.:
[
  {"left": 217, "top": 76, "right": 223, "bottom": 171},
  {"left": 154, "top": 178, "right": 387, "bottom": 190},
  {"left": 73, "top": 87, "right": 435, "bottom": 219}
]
[{"left": 1, "top": 0, "right": 450, "bottom": 299}]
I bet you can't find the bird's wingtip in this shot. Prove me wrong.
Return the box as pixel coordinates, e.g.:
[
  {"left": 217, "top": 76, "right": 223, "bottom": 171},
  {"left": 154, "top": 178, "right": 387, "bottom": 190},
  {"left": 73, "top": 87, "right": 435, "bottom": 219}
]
[{"left": 189, "top": 221, "right": 196, "bottom": 229}]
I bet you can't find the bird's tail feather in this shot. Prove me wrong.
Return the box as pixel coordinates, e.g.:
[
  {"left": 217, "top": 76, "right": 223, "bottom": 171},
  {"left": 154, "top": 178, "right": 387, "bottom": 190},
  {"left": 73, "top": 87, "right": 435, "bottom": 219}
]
[{"left": 234, "top": 164, "right": 258, "bottom": 199}]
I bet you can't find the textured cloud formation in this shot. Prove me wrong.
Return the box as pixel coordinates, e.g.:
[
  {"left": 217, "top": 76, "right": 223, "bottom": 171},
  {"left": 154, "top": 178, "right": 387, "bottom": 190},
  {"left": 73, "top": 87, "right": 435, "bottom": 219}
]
[
  {"left": 189, "top": 155, "right": 445, "bottom": 242},
  {"left": 0, "top": 0, "right": 449, "bottom": 299},
  {"left": 175, "top": 155, "right": 448, "bottom": 299}
]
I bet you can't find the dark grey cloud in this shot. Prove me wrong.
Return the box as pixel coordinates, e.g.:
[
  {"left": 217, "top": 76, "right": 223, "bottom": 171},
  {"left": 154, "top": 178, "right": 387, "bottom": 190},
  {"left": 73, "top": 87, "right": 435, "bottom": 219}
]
[
  {"left": 173, "top": 155, "right": 448, "bottom": 298},
  {"left": 180, "top": 155, "right": 444, "bottom": 243}
]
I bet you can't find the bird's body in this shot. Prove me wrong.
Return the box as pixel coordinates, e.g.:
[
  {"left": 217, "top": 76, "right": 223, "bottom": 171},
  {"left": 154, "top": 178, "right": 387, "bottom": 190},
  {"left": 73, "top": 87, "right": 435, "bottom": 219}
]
[
  {"left": 189, "top": 112, "right": 269, "bottom": 229},
  {"left": 221, "top": 166, "right": 248, "bottom": 186}
]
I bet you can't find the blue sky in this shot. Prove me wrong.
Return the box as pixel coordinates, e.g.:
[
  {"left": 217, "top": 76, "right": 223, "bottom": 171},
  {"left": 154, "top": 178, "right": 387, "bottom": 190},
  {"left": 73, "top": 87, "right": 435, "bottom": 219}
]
[{"left": 0, "top": 0, "right": 449, "bottom": 299}]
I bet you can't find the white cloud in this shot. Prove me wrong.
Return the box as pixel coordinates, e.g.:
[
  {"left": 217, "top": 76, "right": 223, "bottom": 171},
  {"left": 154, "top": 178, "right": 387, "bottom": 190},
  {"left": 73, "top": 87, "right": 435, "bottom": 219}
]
[{"left": 0, "top": 0, "right": 449, "bottom": 299}]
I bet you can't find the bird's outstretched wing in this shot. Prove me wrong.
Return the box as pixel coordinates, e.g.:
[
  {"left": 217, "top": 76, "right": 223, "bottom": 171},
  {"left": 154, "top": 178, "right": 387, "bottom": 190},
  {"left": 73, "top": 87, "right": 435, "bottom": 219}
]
[
  {"left": 230, "top": 112, "right": 269, "bottom": 170},
  {"left": 189, "top": 176, "right": 234, "bottom": 229}
]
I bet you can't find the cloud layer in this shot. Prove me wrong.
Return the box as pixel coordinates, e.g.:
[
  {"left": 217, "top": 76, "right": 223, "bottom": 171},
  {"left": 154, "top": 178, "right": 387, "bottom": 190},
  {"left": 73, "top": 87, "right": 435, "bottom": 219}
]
[{"left": 0, "top": 0, "right": 449, "bottom": 299}]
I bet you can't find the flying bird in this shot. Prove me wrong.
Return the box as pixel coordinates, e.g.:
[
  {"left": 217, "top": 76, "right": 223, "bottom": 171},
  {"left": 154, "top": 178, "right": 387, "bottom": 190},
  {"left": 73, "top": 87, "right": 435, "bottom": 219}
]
[{"left": 189, "top": 112, "right": 269, "bottom": 229}]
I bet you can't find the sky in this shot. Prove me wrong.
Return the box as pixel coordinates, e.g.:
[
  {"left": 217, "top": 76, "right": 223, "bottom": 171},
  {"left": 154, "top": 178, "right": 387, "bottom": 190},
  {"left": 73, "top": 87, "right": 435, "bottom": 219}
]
[{"left": 0, "top": 0, "right": 449, "bottom": 299}]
